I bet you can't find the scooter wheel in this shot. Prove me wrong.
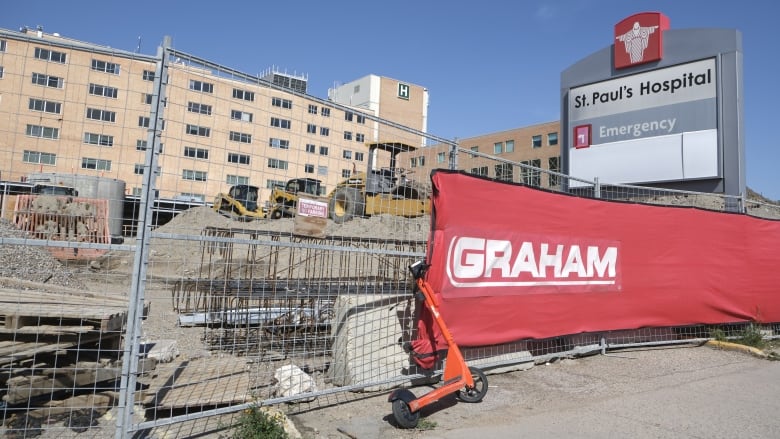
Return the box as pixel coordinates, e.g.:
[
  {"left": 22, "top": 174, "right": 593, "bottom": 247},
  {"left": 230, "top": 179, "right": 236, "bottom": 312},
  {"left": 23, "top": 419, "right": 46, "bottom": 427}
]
[
  {"left": 457, "top": 366, "right": 488, "bottom": 403},
  {"left": 392, "top": 399, "right": 420, "bottom": 429}
]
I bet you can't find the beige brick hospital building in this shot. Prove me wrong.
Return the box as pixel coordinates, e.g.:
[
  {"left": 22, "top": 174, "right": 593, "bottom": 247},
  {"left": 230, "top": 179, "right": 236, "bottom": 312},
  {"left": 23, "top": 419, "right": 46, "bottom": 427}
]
[{"left": 0, "top": 27, "right": 561, "bottom": 203}]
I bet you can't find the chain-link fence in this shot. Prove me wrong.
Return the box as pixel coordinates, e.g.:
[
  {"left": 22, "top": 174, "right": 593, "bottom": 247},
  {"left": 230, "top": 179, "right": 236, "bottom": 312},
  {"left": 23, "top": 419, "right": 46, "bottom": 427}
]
[{"left": 1, "top": 30, "right": 778, "bottom": 438}]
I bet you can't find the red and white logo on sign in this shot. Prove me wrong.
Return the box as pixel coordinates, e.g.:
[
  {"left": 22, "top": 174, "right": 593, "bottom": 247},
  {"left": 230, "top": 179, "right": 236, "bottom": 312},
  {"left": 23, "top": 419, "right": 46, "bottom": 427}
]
[
  {"left": 574, "top": 124, "right": 591, "bottom": 149},
  {"left": 444, "top": 234, "right": 620, "bottom": 291},
  {"left": 614, "top": 12, "right": 670, "bottom": 69}
]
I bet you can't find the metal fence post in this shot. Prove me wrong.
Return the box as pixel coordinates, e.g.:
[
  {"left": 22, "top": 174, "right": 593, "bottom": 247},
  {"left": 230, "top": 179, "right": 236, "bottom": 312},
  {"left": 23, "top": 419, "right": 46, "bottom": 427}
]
[
  {"left": 741, "top": 191, "right": 747, "bottom": 213},
  {"left": 449, "top": 139, "right": 459, "bottom": 171},
  {"left": 594, "top": 177, "right": 601, "bottom": 199},
  {"left": 115, "top": 36, "right": 170, "bottom": 439}
]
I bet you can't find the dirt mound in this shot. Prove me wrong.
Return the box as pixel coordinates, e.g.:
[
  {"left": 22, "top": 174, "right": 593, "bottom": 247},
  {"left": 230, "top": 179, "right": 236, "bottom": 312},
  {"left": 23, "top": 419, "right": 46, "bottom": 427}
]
[
  {"left": 153, "top": 206, "right": 430, "bottom": 241},
  {"left": 109, "top": 207, "right": 430, "bottom": 278}
]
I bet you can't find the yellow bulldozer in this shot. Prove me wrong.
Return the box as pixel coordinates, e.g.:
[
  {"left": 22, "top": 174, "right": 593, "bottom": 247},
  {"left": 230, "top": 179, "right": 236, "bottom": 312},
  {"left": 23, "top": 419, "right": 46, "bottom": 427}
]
[
  {"left": 267, "top": 178, "right": 324, "bottom": 219},
  {"left": 328, "top": 141, "right": 431, "bottom": 223},
  {"left": 213, "top": 184, "right": 264, "bottom": 220},
  {"left": 213, "top": 178, "right": 324, "bottom": 221}
]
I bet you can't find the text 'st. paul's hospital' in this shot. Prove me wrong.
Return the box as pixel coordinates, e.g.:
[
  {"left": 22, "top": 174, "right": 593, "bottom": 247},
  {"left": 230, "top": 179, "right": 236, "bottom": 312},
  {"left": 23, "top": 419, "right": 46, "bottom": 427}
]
[
  {"left": 569, "top": 58, "right": 717, "bottom": 122},
  {"left": 575, "top": 69, "right": 712, "bottom": 108}
]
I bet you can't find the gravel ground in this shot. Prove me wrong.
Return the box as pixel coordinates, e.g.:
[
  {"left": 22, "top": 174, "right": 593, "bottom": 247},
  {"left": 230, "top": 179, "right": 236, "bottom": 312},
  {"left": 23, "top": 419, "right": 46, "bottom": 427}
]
[{"left": 0, "top": 220, "right": 85, "bottom": 289}]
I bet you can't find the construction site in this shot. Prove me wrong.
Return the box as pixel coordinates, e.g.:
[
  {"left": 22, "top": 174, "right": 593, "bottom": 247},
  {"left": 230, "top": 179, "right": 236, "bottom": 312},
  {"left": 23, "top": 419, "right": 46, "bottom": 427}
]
[
  {"left": 2, "top": 13, "right": 780, "bottom": 439},
  {"left": 1, "top": 135, "right": 779, "bottom": 435},
  {"left": 0, "top": 197, "right": 432, "bottom": 435},
  {"left": 2, "top": 173, "right": 780, "bottom": 438}
]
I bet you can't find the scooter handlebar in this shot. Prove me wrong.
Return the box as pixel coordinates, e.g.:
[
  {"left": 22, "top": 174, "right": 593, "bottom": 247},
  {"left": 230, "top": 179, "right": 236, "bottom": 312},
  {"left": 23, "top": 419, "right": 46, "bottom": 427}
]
[{"left": 408, "top": 260, "right": 428, "bottom": 280}]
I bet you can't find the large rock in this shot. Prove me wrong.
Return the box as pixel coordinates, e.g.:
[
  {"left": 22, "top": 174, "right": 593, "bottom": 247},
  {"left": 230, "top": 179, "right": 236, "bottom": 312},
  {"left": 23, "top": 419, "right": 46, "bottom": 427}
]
[{"left": 274, "top": 364, "right": 317, "bottom": 402}]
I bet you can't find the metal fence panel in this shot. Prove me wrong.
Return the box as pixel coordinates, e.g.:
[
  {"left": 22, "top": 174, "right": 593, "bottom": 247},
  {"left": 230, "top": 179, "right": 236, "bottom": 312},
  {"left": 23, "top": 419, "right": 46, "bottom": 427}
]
[
  {"left": 116, "top": 44, "right": 443, "bottom": 435},
  {"left": 0, "top": 31, "right": 150, "bottom": 438}
]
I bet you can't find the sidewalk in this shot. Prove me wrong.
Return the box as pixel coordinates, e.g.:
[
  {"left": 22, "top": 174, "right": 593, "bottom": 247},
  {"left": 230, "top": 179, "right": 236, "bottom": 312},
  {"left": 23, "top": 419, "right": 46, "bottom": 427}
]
[{"left": 289, "top": 344, "right": 780, "bottom": 438}]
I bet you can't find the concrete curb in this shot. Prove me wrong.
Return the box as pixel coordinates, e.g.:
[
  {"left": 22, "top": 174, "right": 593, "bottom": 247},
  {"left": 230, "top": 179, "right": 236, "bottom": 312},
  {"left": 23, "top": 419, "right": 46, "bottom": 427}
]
[{"left": 705, "top": 340, "right": 768, "bottom": 359}]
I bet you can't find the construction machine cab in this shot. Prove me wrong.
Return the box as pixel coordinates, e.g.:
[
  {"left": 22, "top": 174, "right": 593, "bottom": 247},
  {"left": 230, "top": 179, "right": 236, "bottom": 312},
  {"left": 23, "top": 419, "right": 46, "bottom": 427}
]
[
  {"left": 213, "top": 184, "right": 265, "bottom": 220},
  {"left": 359, "top": 142, "right": 413, "bottom": 194},
  {"left": 228, "top": 184, "right": 259, "bottom": 212},
  {"left": 284, "top": 178, "right": 323, "bottom": 196},
  {"left": 267, "top": 178, "right": 323, "bottom": 219}
]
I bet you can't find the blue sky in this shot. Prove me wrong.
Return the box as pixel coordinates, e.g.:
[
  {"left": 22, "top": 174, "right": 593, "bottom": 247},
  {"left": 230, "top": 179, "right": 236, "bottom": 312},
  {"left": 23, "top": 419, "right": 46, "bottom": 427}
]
[{"left": 3, "top": 1, "right": 779, "bottom": 199}]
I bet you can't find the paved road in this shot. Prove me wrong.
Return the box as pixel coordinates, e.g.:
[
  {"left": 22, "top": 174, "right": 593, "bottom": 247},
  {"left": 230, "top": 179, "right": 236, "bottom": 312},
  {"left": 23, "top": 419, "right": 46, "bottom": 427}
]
[{"left": 290, "top": 345, "right": 780, "bottom": 438}]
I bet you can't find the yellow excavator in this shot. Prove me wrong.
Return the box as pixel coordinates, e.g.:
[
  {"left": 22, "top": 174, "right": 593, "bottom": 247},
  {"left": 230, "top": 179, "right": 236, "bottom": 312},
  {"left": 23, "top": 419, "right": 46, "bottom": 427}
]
[{"left": 328, "top": 141, "right": 431, "bottom": 223}]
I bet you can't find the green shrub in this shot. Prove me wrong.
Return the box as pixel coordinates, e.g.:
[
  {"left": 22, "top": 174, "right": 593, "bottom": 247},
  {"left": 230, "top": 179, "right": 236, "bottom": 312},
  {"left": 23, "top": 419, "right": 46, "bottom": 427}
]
[
  {"left": 710, "top": 328, "right": 727, "bottom": 341},
  {"left": 232, "top": 407, "right": 289, "bottom": 439},
  {"left": 736, "top": 323, "right": 767, "bottom": 349},
  {"left": 711, "top": 324, "right": 768, "bottom": 350}
]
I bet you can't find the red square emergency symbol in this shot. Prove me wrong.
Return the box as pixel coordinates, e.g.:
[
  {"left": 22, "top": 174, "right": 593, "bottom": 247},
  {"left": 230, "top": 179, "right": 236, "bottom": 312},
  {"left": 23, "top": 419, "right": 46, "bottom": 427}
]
[{"left": 574, "top": 124, "right": 591, "bottom": 149}]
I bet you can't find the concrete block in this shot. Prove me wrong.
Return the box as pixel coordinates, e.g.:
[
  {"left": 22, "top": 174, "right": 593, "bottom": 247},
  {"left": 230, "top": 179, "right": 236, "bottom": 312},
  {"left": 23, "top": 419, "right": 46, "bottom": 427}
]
[
  {"left": 329, "top": 294, "right": 537, "bottom": 390},
  {"left": 329, "top": 294, "right": 414, "bottom": 391}
]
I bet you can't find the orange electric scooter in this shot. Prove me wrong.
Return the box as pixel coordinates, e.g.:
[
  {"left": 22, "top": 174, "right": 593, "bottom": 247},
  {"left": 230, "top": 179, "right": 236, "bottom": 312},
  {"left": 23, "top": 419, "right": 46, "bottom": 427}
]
[{"left": 387, "top": 260, "right": 488, "bottom": 429}]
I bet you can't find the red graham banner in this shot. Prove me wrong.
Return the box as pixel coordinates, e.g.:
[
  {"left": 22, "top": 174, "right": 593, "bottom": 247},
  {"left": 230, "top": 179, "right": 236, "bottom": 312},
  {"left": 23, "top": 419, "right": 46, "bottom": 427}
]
[{"left": 420, "top": 170, "right": 780, "bottom": 347}]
